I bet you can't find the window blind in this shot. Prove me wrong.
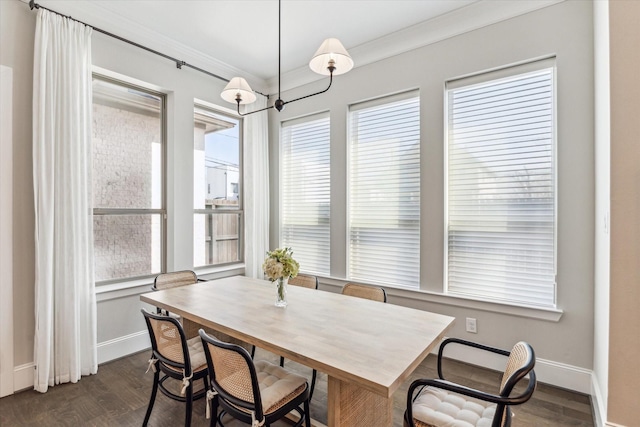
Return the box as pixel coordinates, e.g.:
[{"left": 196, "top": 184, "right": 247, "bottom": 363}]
[
  {"left": 446, "top": 66, "right": 556, "bottom": 307},
  {"left": 349, "top": 91, "right": 420, "bottom": 288},
  {"left": 281, "top": 113, "right": 330, "bottom": 275}
]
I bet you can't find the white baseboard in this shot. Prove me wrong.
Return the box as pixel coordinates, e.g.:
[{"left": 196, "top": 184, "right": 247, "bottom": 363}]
[
  {"left": 437, "top": 341, "right": 592, "bottom": 394},
  {"left": 97, "top": 330, "right": 150, "bottom": 364},
  {"left": 96, "top": 330, "right": 593, "bottom": 393},
  {"left": 13, "top": 363, "right": 34, "bottom": 392},
  {"left": 591, "top": 374, "right": 606, "bottom": 427},
  {"left": 8, "top": 332, "right": 150, "bottom": 394},
  {"left": 11, "top": 331, "right": 595, "bottom": 401}
]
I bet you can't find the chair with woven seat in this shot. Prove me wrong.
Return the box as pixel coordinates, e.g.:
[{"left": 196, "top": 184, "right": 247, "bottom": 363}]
[
  {"left": 141, "top": 309, "right": 209, "bottom": 427},
  {"left": 288, "top": 273, "right": 319, "bottom": 290},
  {"left": 278, "top": 273, "right": 319, "bottom": 400},
  {"left": 153, "top": 269, "right": 204, "bottom": 291},
  {"left": 199, "top": 329, "right": 311, "bottom": 427},
  {"left": 152, "top": 270, "right": 203, "bottom": 315},
  {"left": 342, "top": 282, "right": 387, "bottom": 302},
  {"left": 404, "top": 338, "right": 536, "bottom": 427}
]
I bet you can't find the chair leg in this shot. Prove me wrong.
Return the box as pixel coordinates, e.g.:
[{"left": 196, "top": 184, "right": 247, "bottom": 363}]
[
  {"left": 143, "top": 370, "right": 159, "bottom": 427},
  {"left": 309, "top": 369, "right": 317, "bottom": 401},
  {"left": 185, "top": 383, "right": 193, "bottom": 427},
  {"left": 251, "top": 345, "right": 256, "bottom": 359},
  {"left": 304, "top": 397, "right": 311, "bottom": 427},
  {"left": 210, "top": 398, "right": 218, "bottom": 427},
  {"left": 279, "top": 356, "right": 285, "bottom": 367}
]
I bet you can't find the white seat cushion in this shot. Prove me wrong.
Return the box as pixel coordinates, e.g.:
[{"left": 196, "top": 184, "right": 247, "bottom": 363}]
[
  {"left": 254, "top": 360, "right": 307, "bottom": 413},
  {"left": 162, "top": 336, "right": 207, "bottom": 373},
  {"left": 185, "top": 336, "right": 207, "bottom": 372},
  {"left": 411, "top": 384, "right": 497, "bottom": 427}
]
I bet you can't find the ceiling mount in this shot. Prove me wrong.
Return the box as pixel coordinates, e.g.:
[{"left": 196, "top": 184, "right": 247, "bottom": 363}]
[{"left": 221, "top": 0, "right": 354, "bottom": 116}]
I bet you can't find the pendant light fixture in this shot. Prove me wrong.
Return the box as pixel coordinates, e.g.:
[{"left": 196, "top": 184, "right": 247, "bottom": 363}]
[{"left": 221, "top": 0, "right": 354, "bottom": 116}]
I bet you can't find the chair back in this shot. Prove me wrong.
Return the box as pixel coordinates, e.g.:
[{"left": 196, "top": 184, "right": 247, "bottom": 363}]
[
  {"left": 199, "top": 330, "right": 263, "bottom": 420},
  {"left": 142, "top": 309, "right": 192, "bottom": 373},
  {"left": 496, "top": 341, "right": 536, "bottom": 426},
  {"left": 500, "top": 341, "right": 536, "bottom": 396},
  {"left": 288, "top": 274, "right": 318, "bottom": 289},
  {"left": 342, "top": 282, "right": 387, "bottom": 302},
  {"left": 153, "top": 270, "right": 198, "bottom": 290}
]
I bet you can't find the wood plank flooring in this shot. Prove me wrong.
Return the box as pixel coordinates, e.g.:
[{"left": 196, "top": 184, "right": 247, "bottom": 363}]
[{"left": 0, "top": 348, "right": 594, "bottom": 426}]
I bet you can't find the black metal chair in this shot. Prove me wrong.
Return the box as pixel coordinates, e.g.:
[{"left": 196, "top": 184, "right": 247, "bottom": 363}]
[
  {"left": 141, "top": 309, "right": 209, "bottom": 427},
  {"left": 404, "top": 338, "right": 536, "bottom": 427},
  {"left": 342, "top": 282, "right": 387, "bottom": 302},
  {"left": 199, "top": 329, "right": 312, "bottom": 427}
]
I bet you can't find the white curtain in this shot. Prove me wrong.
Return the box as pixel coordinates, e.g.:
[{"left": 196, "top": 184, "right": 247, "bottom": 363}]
[
  {"left": 32, "top": 9, "right": 97, "bottom": 393},
  {"left": 243, "top": 96, "right": 270, "bottom": 278}
]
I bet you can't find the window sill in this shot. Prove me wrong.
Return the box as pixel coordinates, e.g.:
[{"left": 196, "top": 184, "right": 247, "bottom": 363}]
[
  {"left": 195, "top": 263, "right": 245, "bottom": 280},
  {"left": 95, "top": 263, "right": 245, "bottom": 302},
  {"left": 95, "top": 278, "right": 154, "bottom": 302},
  {"left": 318, "top": 276, "right": 563, "bottom": 322}
]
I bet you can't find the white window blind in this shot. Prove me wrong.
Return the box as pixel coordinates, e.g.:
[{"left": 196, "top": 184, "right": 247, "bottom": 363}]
[
  {"left": 349, "top": 91, "right": 420, "bottom": 288},
  {"left": 446, "top": 63, "right": 556, "bottom": 307},
  {"left": 281, "top": 113, "right": 330, "bottom": 275}
]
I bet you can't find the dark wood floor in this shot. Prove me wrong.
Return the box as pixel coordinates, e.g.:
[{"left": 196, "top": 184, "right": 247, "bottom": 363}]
[{"left": 0, "top": 348, "right": 594, "bottom": 427}]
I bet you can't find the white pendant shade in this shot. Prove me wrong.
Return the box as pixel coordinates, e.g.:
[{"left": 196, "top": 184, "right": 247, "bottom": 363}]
[
  {"left": 221, "top": 77, "right": 257, "bottom": 104},
  {"left": 309, "top": 38, "right": 354, "bottom": 76}
]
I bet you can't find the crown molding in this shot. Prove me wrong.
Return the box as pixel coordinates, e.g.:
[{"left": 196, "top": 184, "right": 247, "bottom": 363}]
[
  {"left": 266, "top": 0, "right": 565, "bottom": 94},
  {"left": 37, "top": 0, "right": 269, "bottom": 93},
  {"left": 37, "top": 0, "right": 563, "bottom": 97}
]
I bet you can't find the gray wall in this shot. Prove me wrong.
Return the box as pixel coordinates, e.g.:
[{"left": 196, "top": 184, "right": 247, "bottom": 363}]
[{"left": 268, "top": 0, "right": 595, "bottom": 378}]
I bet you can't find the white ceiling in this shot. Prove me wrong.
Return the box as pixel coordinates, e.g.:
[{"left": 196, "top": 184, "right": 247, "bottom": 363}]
[{"left": 34, "top": 0, "right": 560, "bottom": 92}]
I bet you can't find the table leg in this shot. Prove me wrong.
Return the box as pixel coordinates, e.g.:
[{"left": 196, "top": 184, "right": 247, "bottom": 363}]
[{"left": 327, "top": 376, "right": 393, "bottom": 427}]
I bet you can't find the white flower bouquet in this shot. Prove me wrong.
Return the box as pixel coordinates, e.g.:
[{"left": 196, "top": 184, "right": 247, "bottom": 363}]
[{"left": 262, "top": 247, "right": 299, "bottom": 281}]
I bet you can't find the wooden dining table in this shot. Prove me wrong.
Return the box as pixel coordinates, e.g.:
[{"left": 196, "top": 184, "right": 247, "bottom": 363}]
[{"left": 140, "top": 275, "right": 455, "bottom": 427}]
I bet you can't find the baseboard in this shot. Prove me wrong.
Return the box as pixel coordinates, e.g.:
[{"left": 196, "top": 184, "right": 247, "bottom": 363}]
[
  {"left": 591, "top": 374, "right": 606, "bottom": 427},
  {"left": 13, "top": 363, "right": 34, "bottom": 392},
  {"left": 7, "top": 332, "right": 150, "bottom": 394},
  {"left": 11, "top": 330, "right": 595, "bottom": 397},
  {"left": 97, "top": 330, "right": 150, "bottom": 365},
  {"left": 437, "top": 341, "right": 592, "bottom": 394}
]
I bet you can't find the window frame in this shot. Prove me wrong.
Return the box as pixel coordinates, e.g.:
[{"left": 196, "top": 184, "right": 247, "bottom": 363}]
[
  {"left": 193, "top": 104, "right": 245, "bottom": 269},
  {"left": 92, "top": 74, "right": 167, "bottom": 285}
]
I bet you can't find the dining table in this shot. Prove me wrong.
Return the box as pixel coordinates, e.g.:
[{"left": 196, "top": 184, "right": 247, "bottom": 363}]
[{"left": 140, "top": 275, "right": 455, "bottom": 427}]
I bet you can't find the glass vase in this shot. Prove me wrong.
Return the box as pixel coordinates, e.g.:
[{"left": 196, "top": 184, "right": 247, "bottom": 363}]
[{"left": 275, "top": 277, "right": 288, "bottom": 307}]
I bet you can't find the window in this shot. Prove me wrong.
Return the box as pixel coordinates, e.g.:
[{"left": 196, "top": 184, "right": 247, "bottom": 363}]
[
  {"left": 280, "top": 113, "right": 330, "bottom": 275},
  {"left": 193, "top": 106, "right": 243, "bottom": 268},
  {"left": 348, "top": 91, "right": 421, "bottom": 288},
  {"left": 92, "top": 77, "right": 165, "bottom": 283},
  {"left": 446, "top": 59, "right": 556, "bottom": 307}
]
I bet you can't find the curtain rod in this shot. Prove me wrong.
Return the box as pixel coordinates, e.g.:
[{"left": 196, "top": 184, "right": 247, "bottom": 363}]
[{"left": 27, "top": 0, "right": 269, "bottom": 98}]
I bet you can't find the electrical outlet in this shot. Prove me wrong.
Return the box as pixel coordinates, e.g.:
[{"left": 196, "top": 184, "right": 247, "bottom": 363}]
[{"left": 466, "top": 317, "right": 477, "bottom": 333}]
